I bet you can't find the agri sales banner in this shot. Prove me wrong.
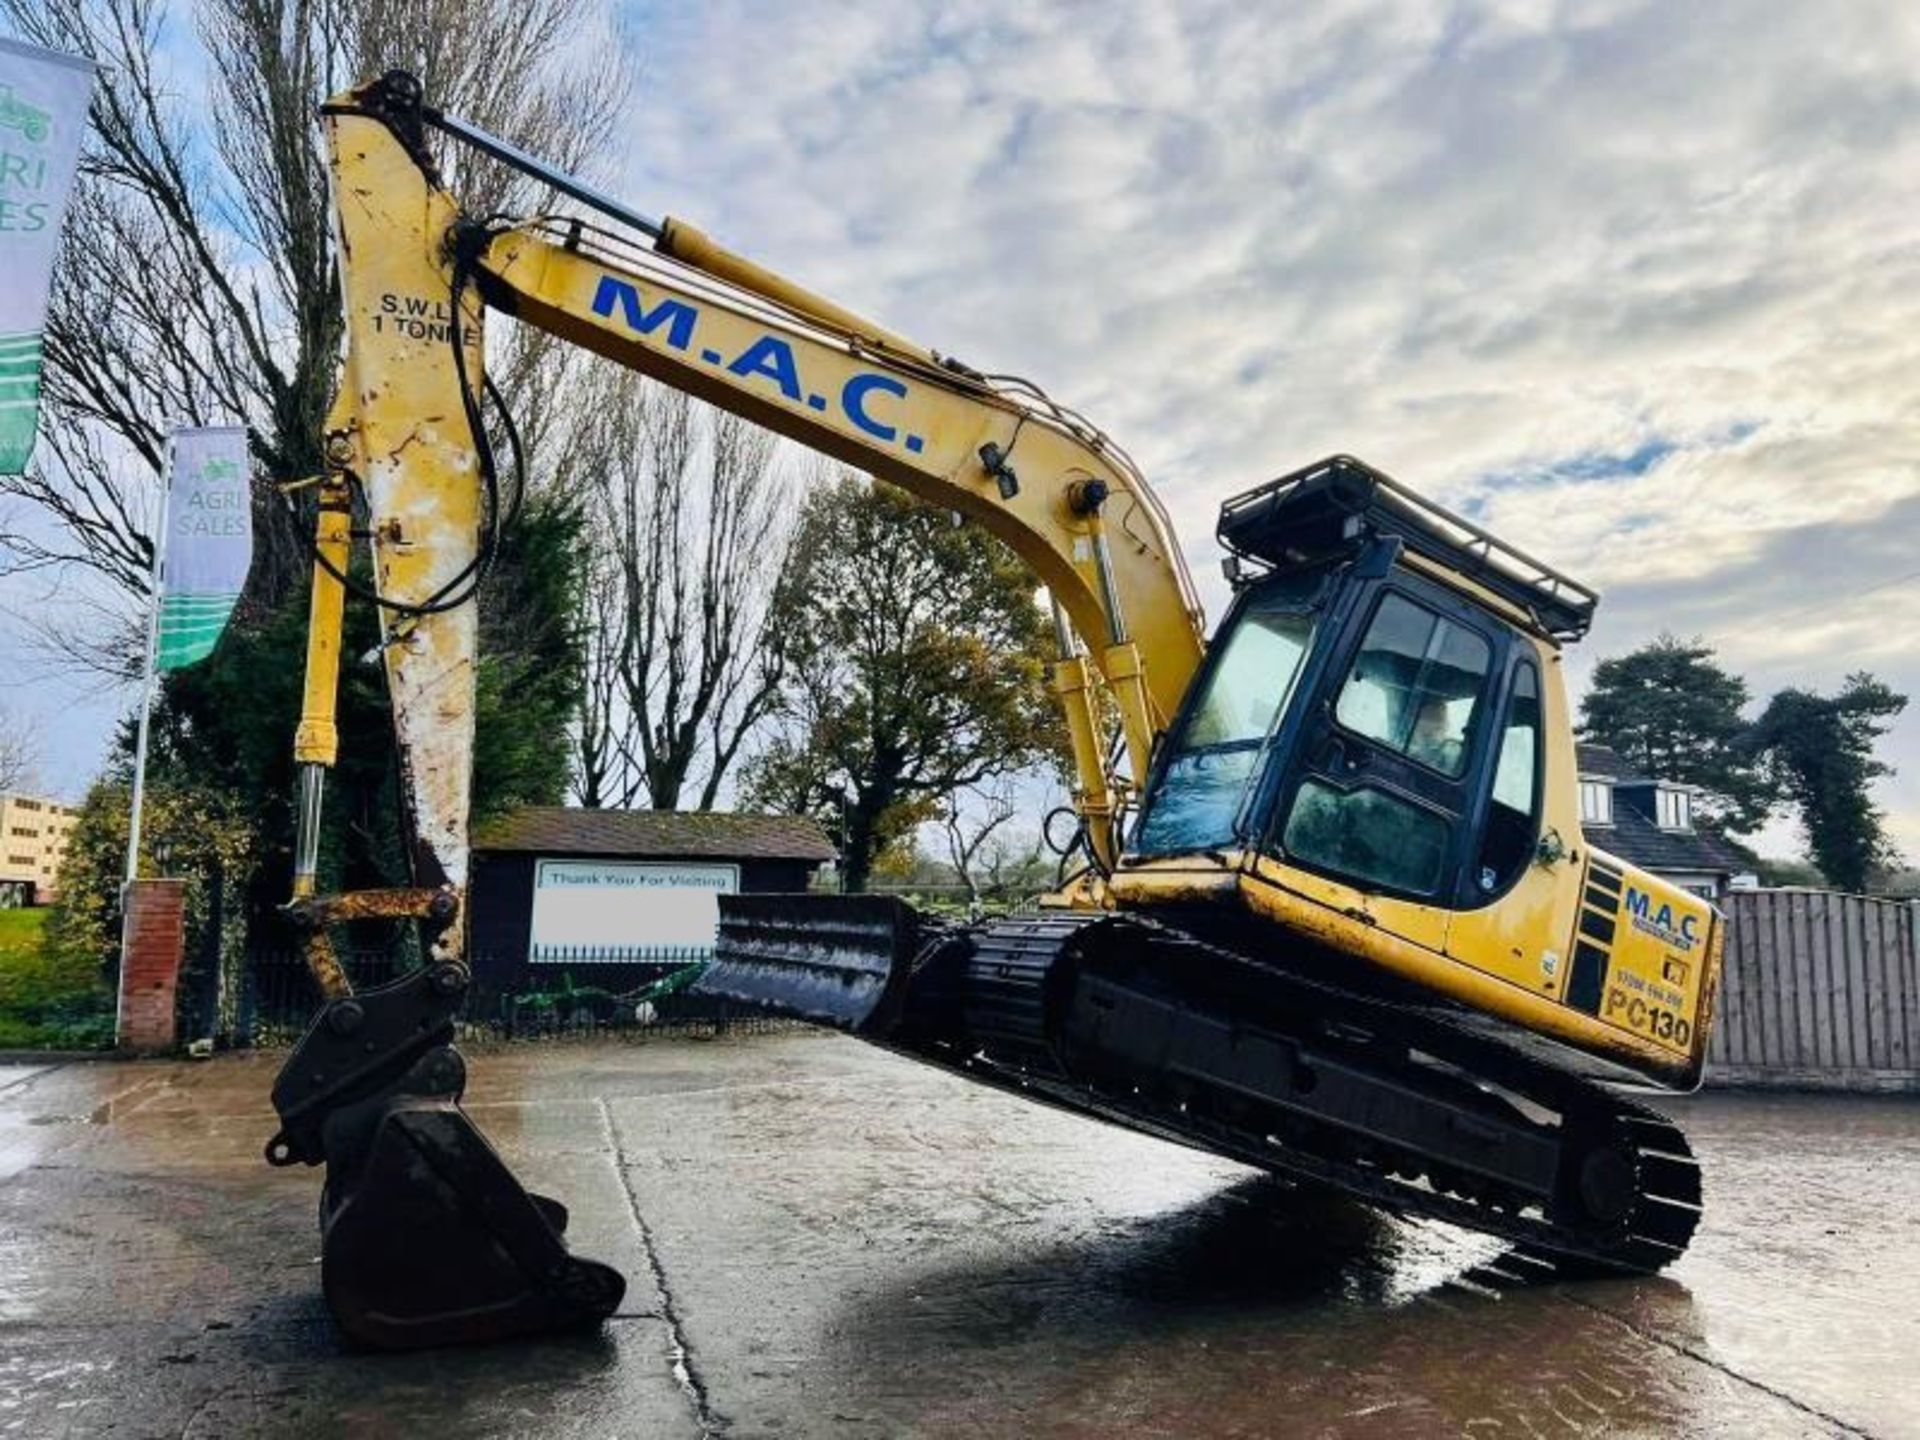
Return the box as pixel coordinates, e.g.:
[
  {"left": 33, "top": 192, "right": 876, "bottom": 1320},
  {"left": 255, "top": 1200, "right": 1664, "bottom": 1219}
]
[
  {"left": 156, "top": 427, "right": 253, "bottom": 670},
  {"left": 0, "top": 37, "right": 96, "bottom": 476}
]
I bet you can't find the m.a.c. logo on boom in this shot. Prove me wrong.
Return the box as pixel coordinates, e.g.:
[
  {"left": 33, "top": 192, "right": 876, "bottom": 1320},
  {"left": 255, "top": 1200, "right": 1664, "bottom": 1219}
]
[{"left": 589, "top": 275, "right": 926, "bottom": 455}]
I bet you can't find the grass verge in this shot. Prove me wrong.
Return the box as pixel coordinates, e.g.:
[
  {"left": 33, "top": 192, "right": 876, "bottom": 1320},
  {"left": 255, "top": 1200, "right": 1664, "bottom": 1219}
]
[{"left": 0, "top": 909, "right": 115, "bottom": 1050}]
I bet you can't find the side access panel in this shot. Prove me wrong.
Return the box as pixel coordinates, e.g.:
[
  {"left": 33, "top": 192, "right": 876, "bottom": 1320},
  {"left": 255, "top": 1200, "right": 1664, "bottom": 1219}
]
[
  {"left": 1560, "top": 852, "right": 1720, "bottom": 1086},
  {"left": 1212, "top": 853, "right": 1706, "bottom": 1087}
]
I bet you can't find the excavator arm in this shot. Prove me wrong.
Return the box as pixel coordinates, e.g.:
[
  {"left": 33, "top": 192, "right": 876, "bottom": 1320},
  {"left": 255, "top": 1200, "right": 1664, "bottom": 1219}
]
[
  {"left": 272, "top": 70, "right": 1204, "bottom": 1348},
  {"left": 298, "top": 70, "right": 1204, "bottom": 932}
]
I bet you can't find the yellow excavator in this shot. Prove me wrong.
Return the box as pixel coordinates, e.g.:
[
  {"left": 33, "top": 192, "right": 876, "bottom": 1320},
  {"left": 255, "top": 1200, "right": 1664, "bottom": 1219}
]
[{"left": 269, "top": 72, "right": 1721, "bottom": 1349}]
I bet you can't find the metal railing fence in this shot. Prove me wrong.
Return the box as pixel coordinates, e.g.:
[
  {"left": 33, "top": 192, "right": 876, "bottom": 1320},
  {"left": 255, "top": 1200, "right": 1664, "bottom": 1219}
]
[{"left": 241, "top": 949, "right": 794, "bottom": 1047}]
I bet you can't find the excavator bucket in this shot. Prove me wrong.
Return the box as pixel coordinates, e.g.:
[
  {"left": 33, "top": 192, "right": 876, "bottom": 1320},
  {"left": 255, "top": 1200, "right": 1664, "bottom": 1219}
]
[
  {"left": 266, "top": 962, "right": 625, "bottom": 1349},
  {"left": 695, "top": 893, "right": 928, "bottom": 1034}
]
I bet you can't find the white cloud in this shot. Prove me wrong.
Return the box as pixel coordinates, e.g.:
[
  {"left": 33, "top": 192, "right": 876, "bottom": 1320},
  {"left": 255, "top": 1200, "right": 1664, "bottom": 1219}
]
[
  {"left": 616, "top": 0, "right": 1920, "bottom": 857},
  {"left": 8, "top": 0, "right": 1918, "bottom": 858}
]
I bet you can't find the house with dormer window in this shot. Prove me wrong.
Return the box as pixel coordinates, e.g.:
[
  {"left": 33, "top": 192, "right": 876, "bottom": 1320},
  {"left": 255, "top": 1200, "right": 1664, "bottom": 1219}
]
[{"left": 1575, "top": 744, "right": 1758, "bottom": 901}]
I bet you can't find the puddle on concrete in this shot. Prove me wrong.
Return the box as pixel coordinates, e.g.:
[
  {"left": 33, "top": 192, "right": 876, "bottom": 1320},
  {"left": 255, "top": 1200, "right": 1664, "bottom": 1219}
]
[
  {"left": 829, "top": 1177, "right": 1718, "bottom": 1436},
  {"left": 0, "top": 1042, "right": 1912, "bottom": 1437}
]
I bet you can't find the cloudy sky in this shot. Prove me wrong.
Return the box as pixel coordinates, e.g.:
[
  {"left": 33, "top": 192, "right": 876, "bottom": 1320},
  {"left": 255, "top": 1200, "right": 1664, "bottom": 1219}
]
[{"left": 6, "top": 0, "right": 1919, "bottom": 859}]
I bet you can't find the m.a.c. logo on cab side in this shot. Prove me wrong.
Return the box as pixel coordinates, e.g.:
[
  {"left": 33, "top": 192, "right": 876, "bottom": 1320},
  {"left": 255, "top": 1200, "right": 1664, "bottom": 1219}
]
[{"left": 1623, "top": 886, "right": 1700, "bottom": 953}]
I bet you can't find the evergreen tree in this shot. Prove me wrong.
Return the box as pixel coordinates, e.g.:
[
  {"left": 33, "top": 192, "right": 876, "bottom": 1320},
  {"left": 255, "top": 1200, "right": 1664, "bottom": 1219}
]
[
  {"left": 1579, "top": 636, "right": 1775, "bottom": 833},
  {"left": 1750, "top": 673, "right": 1907, "bottom": 893},
  {"left": 143, "top": 493, "right": 587, "bottom": 946},
  {"left": 473, "top": 496, "right": 590, "bottom": 820}
]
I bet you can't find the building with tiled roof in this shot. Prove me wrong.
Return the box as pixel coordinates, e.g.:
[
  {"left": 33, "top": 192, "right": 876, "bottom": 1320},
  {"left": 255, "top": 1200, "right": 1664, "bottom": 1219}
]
[
  {"left": 474, "top": 807, "right": 837, "bottom": 863},
  {"left": 1575, "top": 744, "right": 1757, "bottom": 900},
  {"left": 466, "top": 808, "right": 836, "bottom": 985}
]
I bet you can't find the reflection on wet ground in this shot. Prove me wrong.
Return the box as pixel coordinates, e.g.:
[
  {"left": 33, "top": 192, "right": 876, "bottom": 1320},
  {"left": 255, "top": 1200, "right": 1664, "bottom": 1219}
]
[
  {"left": 0, "top": 1038, "right": 1912, "bottom": 1437},
  {"left": 831, "top": 1176, "right": 1726, "bottom": 1437}
]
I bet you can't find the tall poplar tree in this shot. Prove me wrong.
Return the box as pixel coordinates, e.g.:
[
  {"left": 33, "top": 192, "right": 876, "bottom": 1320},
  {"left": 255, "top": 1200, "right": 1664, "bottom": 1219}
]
[{"left": 1750, "top": 674, "right": 1907, "bottom": 893}]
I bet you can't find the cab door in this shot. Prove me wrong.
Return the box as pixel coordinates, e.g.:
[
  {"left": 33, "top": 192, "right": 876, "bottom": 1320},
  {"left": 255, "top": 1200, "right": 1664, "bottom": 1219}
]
[
  {"left": 1259, "top": 579, "right": 1503, "bottom": 951},
  {"left": 1444, "top": 651, "right": 1586, "bottom": 997}
]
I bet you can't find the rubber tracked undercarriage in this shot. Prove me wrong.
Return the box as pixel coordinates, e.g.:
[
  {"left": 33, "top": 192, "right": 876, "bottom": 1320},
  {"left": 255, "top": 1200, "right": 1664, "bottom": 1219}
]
[{"left": 701, "top": 895, "right": 1703, "bottom": 1276}]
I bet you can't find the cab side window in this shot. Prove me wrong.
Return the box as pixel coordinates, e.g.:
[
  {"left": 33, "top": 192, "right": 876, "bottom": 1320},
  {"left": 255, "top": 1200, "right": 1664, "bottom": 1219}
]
[
  {"left": 1282, "top": 779, "right": 1451, "bottom": 894},
  {"left": 1333, "top": 593, "right": 1491, "bottom": 777},
  {"left": 1475, "top": 661, "right": 1542, "bottom": 896}
]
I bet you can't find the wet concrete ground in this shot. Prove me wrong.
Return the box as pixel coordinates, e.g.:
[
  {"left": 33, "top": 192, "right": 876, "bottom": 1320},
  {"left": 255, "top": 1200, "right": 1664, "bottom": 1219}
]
[{"left": 0, "top": 1034, "right": 1914, "bottom": 1438}]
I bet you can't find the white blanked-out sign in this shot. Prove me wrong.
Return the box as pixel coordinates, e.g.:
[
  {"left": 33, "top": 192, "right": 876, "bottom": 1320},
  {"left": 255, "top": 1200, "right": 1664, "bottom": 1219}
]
[{"left": 528, "top": 859, "right": 739, "bottom": 963}]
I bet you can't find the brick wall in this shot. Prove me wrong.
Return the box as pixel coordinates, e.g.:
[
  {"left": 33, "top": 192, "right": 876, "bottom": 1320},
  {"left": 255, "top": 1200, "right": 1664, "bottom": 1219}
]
[{"left": 119, "top": 879, "right": 186, "bottom": 1053}]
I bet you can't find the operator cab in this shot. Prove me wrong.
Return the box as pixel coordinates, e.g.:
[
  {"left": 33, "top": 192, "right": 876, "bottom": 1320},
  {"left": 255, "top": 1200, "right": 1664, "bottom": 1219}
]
[{"left": 1129, "top": 456, "right": 1596, "bottom": 913}]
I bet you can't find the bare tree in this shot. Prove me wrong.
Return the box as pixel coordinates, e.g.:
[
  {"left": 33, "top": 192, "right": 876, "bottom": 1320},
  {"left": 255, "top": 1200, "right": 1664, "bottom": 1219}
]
[
  {"left": 0, "top": 705, "right": 40, "bottom": 794},
  {"left": 570, "top": 372, "right": 797, "bottom": 810},
  {"left": 0, "top": 0, "right": 629, "bottom": 648},
  {"left": 941, "top": 781, "right": 1019, "bottom": 912},
  {"left": 571, "top": 531, "right": 632, "bottom": 808},
  {"left": 979, "top": 827, "right": 1051, "bottom": 898}
]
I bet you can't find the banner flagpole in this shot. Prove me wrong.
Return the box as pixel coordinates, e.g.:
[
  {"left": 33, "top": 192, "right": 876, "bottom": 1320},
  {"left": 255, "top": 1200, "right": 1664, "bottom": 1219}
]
[
  {"left": 115, "top": 426, "right": 254, "bottom": 1047},
  {"left": 117, "top": 446, "right": 173, "bottom": 1049},
  {"left": 123, "top": 480, "right": 170, "bottom": 889},
  {"left": 122, "top": 422, "right": 253, "bottom": 888}
]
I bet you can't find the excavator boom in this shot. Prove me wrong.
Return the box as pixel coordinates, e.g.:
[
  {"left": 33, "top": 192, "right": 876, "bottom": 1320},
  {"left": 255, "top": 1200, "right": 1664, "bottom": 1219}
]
[{"left": 273, "top": 69, "right": 1205, "bottom": 1348}]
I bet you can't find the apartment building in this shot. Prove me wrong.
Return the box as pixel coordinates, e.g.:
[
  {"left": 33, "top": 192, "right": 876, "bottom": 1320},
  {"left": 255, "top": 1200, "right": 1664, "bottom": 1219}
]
[{"left": 0, "top": 792, "right": 80, "bottom": 906}]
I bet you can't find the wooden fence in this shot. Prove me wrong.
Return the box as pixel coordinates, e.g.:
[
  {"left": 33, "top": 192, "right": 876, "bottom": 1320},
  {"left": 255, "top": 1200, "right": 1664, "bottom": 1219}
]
[{"left": 1707, "top": 888, "right": 1920, "bottom": 1092}]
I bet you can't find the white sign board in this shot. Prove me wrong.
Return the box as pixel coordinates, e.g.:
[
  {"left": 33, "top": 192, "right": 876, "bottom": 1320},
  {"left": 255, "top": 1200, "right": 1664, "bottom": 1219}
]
[{"left": 528, "top": 859, "right": 739, "bottom": 963}]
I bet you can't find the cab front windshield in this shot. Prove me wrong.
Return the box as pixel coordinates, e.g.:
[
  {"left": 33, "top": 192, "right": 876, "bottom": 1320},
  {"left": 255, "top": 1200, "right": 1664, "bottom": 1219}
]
[{"left": 1132, "top": 573, "right": 1321, "bottom": 854}]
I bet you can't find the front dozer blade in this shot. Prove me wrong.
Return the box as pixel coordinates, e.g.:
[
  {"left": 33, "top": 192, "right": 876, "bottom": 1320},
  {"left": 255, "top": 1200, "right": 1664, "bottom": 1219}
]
[
  {"left": 267, "top": 963, "right": 625, "bottom": 1350},
  {"left": 695, "top": 893, "right": 926, "bottom": 1033}
]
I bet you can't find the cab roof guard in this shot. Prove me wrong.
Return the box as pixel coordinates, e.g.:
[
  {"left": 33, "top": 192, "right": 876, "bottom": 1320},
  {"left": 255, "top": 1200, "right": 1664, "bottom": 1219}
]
[{"left": 1216, "top": 454, "right": 1599, "bottom": 643}]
